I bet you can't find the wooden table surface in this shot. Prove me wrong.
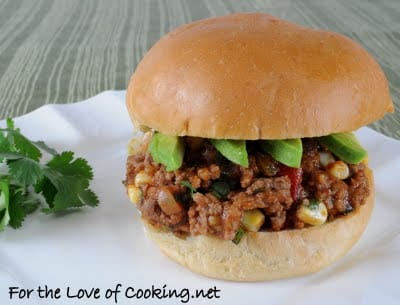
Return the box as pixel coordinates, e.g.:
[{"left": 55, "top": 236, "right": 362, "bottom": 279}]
[{"left": 0, "top": 0, "right": 398, "bottom": 138}]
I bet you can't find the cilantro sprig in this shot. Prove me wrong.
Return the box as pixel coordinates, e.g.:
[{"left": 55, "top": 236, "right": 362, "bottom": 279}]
[{"left": 0, "top": 118, "right": 99, "bottom": 231}]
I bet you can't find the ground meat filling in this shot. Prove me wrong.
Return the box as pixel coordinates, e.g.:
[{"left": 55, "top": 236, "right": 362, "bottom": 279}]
[{"left": 126, "top": 137, "right": 370, "bottom": 240}]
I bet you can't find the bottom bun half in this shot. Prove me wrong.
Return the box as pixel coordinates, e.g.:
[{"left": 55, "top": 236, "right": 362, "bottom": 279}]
[{"left": 143, "top": 169, "right": 374, "bottom": 282}]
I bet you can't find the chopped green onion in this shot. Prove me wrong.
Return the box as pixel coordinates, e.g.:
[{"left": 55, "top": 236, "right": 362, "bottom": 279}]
[{"left": 232, "top": 227, "right": 245, "bottom": 245}]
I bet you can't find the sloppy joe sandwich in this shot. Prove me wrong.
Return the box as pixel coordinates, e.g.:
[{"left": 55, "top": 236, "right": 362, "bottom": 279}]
[{"left": 124, "top": 13, "right": 394, "bottom": 281}]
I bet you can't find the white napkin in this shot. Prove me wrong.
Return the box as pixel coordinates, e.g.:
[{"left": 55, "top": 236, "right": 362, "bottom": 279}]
[{"left": 0, "top": 91, "right": 399, "bottom": 305}]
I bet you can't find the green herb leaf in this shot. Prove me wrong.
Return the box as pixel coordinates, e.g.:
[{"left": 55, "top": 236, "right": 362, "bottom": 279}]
[
  {"left": 33, "top": 141, "right": 58, "bottom": 156},
  {"left": 0, "top": 179, "right": 10, "bottom": 231},
  {"left": 210, "top": 181, "right": 230, "bottom": 200},
  {"left": 0, "top": 122, "right": 41, "bottom": 161},
  {"left": 19, "top": 190, "right": 42, "bottom": 214},
  {"left": 35, "top": 177, "right": 57, "bottom": 208},
  {"left": 179, "top": 180, "right": 197, "bottom": 195},
  {"left": 8, "top": 191, "right": 25, "bottom": 229},
  {"left": 39, "top": 151, "right": 98, "bottom": 212},
  {"left": 46, "top": 151, "right": 93, "bottom": 180},
  {"left": 0, "top": 209, "right": 10, "bottom": 231},
  {"left": 43, "top": 165, "right": 99, "bottom": 213},
  {"left": 13, "top": 133, "right": 42, "bottom": 161},
  {"left": 6, "top": 118, "right": 15, "bottom": 130},
  {"left": 0, "top": 132, "right": 9, "bottom": 152},
  {"left": 0, "top": 118, "right": 99, "bottom": 231},
  {"left": 8, "top": 158, "right": 44, "bottom": 186},
  {"left": 7, "top": 186, "right": 42, "bottom": 229},
  {"left": 307, "top": 199, "right": 320, "bottom": 210},
  {"left": 0, "top": 152, "right": 25, "bottom": 160}
]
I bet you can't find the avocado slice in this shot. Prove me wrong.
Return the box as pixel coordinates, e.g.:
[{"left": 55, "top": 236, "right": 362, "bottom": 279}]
[
  {"left": 149, "top": 132, "right": 184, "bottom": 171},
  {"left": 318, "top": 132, "right": 367, "bottom": 164},
  {"left": 210, "top": 139, "right": 248, "bottom": 167},
  {"left": 261, "top": 139, "right": 302, "bottom": 168}
]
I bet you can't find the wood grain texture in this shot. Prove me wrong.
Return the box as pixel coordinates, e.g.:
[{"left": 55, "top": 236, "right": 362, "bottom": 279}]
[{"left": 0, "top": 0, "right": 398, "bottom": 138}]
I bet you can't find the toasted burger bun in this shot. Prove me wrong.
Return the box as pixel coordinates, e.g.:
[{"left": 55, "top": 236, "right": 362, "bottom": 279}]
[
  {"left": 142, "top": 169, "right": 374, "bottom": 282},
  {"left": 126, "top": 13, "right": 393, "bottom": 140}
]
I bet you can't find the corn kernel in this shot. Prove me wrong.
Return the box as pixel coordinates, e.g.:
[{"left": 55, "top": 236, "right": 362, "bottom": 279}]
[
  {"left": 327, "top": 161, "right": 349, "bottom": 180},
  {"left": 127, "top": 131, "right": 153, "bottom": 155},
  {"left": 127, "top": 185, "right": 142, "bottom": 204},
  {"left": 134, "top": 171, "right": 152, "bottom": 187},
  {"left": 297, "top": 199, "right": 328, "bottom": 226},
  {"left": 241, "top": 209, "right": 265, "bottom": 232}
]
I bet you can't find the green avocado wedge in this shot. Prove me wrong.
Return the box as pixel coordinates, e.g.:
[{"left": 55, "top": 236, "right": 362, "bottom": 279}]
[
  {"left": 149, "top": 133, "right": 184, "bottom": 171},
  {"left": 210, "top": 139, "right": 248, "bottom": 167},
  {"left": 318, "top": 132, "right": 367, "bottom": 164},
  {"left": 261, "top": 139, "right": 303, "bottom": 168}
]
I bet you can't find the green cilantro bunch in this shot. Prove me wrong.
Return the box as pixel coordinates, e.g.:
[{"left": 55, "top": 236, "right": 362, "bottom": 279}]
[{"left": 0, "top": 119, "right": 99, "bottom": 231}]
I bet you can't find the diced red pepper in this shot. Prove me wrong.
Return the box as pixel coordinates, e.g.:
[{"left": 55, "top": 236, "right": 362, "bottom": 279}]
[{"left": 278, "top": 165, "right": 303, "bottom": 201}]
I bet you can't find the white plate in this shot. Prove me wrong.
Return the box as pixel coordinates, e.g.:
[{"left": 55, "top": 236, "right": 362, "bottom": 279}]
[{"left": 0, "top": 91, "right": 399, "bottom": 305}]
